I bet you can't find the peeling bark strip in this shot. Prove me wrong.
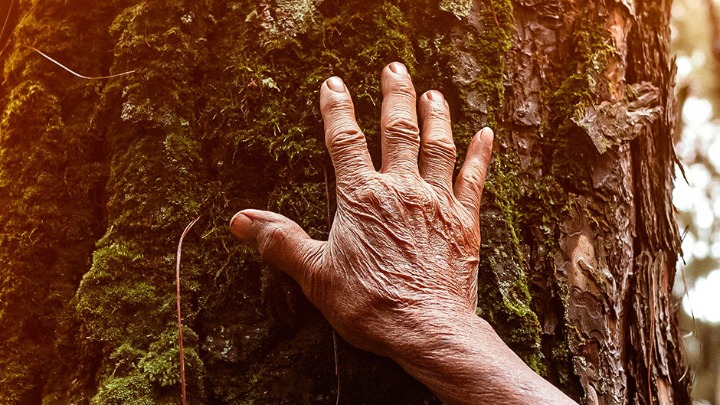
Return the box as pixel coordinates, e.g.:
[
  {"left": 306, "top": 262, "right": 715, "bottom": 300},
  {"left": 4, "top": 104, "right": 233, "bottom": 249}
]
[
  {"left": 0, "top": 0, "right": 689, "bottom": 403},
  {"left": 573, "top": 82, "right": 662, "bottom": 154}
]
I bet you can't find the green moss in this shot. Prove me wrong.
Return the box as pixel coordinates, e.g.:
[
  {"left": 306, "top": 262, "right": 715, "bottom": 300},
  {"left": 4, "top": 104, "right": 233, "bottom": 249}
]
[
  {"left": 110, "top": 343, "right": 146, "bottom": 372},
  {"left": 478, "top": 156, "right": 557, "bottom": 373},
  {"left": 551, "top": 340, "right": 579, "bottom": 389},
  {"left": 64, "top": 1, "right": 213, "bottom": 403},
  {"left": 0, "top": 1, "right": 124, "bottom": 402},
  {"left": 546, "top": 27, "right": 615, "bottom": 121},
  {"left": 473, "top": 0, "right": 514, "bottom": 119},
  {"left": 139, "top": 328, "right": 205, "bottom": 390},
  {"left": 439, "top": 0, "right": 473, "bottom": 18},
  {"left": 269, "top": 180, "right": 329, "bottom": 239},
  {"left": 91, "top": 375, "right": 154, "bottom": 405},
  {"left": 541, "top": 34, "right": 614, "bottom": 256},
  {"left": 544, "top": 23, "right": 616, "bottom": 193}
]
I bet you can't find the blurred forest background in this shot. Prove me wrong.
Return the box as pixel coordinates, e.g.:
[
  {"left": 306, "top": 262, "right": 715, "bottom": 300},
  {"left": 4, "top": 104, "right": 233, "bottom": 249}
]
[{"left": 672, "top": 0, "right": 720, "bottom": 403}]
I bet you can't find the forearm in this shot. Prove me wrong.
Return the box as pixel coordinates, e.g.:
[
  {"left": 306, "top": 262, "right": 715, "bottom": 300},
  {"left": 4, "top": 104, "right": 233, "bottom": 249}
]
[{"left": 390, "top": 312, "right": 577, "bottom": 405}]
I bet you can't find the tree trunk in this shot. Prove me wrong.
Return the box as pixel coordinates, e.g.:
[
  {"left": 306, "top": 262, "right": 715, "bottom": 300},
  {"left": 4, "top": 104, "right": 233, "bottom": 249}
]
[{"left": 0, "top": 0, "right": 690, "bottom": 403}]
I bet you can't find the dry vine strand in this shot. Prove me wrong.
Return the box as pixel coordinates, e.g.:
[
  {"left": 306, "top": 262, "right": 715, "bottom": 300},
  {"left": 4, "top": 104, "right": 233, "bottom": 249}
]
[
  {"left": 176, "top": 215, "right": 202, "bottom": 405},
  {"left": 25, "top": 45, "right": 136, "bottom": 80}
]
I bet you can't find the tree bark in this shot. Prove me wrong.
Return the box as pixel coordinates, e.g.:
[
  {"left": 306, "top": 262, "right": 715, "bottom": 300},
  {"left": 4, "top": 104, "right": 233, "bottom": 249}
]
[{"left": 0, "top": 0, "right": 690, "bottom": 404}]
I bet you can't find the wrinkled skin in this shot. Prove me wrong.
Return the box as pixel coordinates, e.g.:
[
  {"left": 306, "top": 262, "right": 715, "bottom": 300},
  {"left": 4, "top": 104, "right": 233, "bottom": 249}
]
[
  {"left": 231, "top": 62, "right": 575, "bottom": 404},
  {"left": 231, "top": 62, "right": 491, "bottom": 356}
]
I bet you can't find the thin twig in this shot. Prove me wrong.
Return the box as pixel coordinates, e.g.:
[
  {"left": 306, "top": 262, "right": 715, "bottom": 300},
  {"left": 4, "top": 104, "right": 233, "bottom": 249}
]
[
  {"left": 647, "top": 258, "right": 655, "bottom": 405},
  {"left": 24, "top": 45, "right": 136, "bottom": 80},
  {"left": 677, "top": 225, "right": 695, "bottom": 384},
  {"left": 176, "top": 215, "right": 202, "bottom": 405},
  {"left": 488, "top": 0, "right": 500, "bottom": 29},
  {"left": 0, "top": 0, "right": 17, "bottom": 59},
  {"left": 0, "top": 0, "right": 13, "bottom": 46},
  {"left": 332, "top": 330, "right": 340, "bottom": 405},
  {"left": 323, "top": 164, "right": 341, "bottom": 405}
]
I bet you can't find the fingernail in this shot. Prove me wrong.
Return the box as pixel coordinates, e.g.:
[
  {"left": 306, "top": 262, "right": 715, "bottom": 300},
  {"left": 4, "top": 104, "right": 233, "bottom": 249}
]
[
  {"left": 427, "top": 90, "right": 444, "bottom": 102},
  {"left": 389, "top": 62, "right": 408, "bottom": 77},
  {"left": 230, "top": 212, "right": 253, "bottom": 241},
  {"left": 326, "top": 76, "right": 345, "bottom": 92},
  {"left": 480, "top": 127, "right": 494, "bottom": 138}
]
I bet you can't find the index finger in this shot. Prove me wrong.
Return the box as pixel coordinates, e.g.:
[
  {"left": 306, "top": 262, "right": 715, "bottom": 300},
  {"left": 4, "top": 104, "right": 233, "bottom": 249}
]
[{"left": 320, "top": 77, "right": 375, "bottom": 188}]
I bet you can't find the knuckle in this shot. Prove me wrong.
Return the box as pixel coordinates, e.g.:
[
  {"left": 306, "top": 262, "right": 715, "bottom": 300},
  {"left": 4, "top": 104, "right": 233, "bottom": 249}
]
[
  {"left": 389, "top": 79, "right": 416, "bottom": 99},
  {"left": 459, "top": 170, "right": 482, "bottom": 188},
  {"left": 321, "top": 93, "right": 354, "bottom": 116},
  {"left": 424, "top": 177, "right": 453, "bottom": 195},
  {"left": 338, "top": 176, "right": 379, "bottom": 204},
  {"left": 383, "top": 114, "right": 419, "bottom": 141},
  {"left": 426, "top": 103, "right": 450, "bottom": 120},
  {"left": 327, "top": 127, "right": 364, "bottom": 152},
  {"left": 342, "top": 179, "right": 376, "bottom": 202},
  {"left": 423, "top": 135, "right": 457, "bottom": 158},
  {"left": 257, "top": 222, "right": 290, "bottom": 256}
]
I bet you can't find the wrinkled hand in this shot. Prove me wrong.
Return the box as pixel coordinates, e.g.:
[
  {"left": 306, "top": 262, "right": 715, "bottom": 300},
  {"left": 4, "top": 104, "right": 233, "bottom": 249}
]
[{"left": 230, "top": 62, "right": 493, "bottom": 358}]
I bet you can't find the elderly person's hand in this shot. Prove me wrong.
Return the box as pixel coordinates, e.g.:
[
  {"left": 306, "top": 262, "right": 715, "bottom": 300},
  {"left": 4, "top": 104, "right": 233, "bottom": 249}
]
[{"left": 231, "top": 62, "right": 575, "bottom": 405}]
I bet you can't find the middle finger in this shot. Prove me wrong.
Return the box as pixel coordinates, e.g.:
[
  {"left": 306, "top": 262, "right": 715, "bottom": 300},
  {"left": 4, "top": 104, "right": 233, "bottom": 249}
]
[{"left": 380, "top": 62, "right": 420, "bottom": 175}]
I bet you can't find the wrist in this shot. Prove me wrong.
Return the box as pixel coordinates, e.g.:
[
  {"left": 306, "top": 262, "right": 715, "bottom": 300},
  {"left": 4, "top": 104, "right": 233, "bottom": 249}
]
[
  {"left": 387, "top": 310, "right": 576, "bottom": 405},
  {"left": 385, "top": 309, "right": 492, "bottom": 363},
  {"left": 387, "top": 309, "right": 497, "bottom": 379}
]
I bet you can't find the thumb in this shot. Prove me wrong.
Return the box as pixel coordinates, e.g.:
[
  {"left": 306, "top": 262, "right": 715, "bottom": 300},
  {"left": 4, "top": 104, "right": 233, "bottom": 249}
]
[{"left": 230, "top": 209, "right": 325, "bottom": 284}]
